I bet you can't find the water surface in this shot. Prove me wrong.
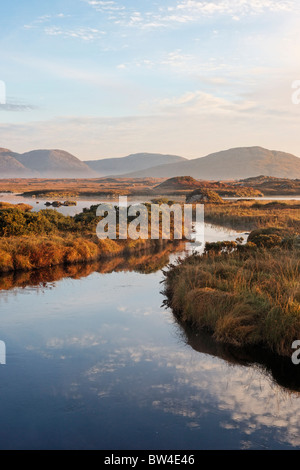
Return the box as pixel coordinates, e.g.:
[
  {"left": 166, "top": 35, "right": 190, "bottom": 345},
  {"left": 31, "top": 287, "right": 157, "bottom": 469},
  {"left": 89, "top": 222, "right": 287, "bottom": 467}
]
[{"left": 0, "top": 224, "right": 299, "bottom": 450}]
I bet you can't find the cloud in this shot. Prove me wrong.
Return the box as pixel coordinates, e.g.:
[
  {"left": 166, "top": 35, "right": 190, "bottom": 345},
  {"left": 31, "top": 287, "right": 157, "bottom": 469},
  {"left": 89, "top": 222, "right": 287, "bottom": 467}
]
[
  {"left": 0, "top": 92, "right": 299, "bottom": 161},
  {"left": 24, "top": 13, "right": 69, "bottom": 30},
  {"left": 0, "top": 101, "right": 37, "bottom": 112},
  {"left": 85, "top": 0, "right": 298, "bottom": 30},
  {"left": 71, "top": 341, "right": 300, "bottom": 447},
  {"left": 155, "top": 90, "right": 259, "bottom": 115},
  {"left": 172, "top": 0, "right": 296, "bottom": 17},
  {"left": 84, "top": 0, "right": 126, "bottom": 12},
  {"left": 44, "top": 26, "right": 106, "bottom": 41}
]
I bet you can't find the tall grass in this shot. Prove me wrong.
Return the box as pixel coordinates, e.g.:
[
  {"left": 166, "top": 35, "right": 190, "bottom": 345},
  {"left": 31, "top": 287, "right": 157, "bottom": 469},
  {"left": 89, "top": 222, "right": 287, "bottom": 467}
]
[
  {"left": 0, "top": 202, "right": 189, "bottom": 273},
  {"left": 0, "top": 241, "right": 185, "bottom": 290},
  {"left": 0, "top": 233, "right": 173, "bottom": 274},
  {"left": 205, "top": 200, "right": 300, "bottom": 232},
  {"left": 163, "top": 244, "right": 300, "bottom": 357}
]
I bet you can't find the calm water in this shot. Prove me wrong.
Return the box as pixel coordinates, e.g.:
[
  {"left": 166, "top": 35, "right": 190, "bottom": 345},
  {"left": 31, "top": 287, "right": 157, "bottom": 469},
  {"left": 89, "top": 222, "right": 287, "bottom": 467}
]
[
  {"left": 1, "top": 193, "right": 300, "bottom": 217},
  {"left": 0, "top": 221, "right": 300, "bottom": 449},
  {"left": 0, "top": 193, "right": 164, "bottom": 216}
]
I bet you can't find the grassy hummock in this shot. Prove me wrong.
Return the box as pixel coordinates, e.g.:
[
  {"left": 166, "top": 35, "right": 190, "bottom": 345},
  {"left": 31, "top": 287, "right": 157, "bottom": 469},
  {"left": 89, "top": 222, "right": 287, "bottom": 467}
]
[{"left": 163, "top": 235, "right": 300, "bottom": 357}]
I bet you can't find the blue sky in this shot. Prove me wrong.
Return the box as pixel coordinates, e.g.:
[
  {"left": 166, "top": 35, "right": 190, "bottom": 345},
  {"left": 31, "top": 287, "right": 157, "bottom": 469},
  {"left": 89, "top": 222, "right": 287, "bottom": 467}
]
[{"left": 1, "top": 0, "right": 300, "bottom": 160}]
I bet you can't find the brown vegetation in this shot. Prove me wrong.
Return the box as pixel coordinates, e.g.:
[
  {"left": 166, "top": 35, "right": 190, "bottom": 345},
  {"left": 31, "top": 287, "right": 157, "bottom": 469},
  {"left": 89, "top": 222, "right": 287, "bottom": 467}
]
[
  {"left": 238, "top": 175, "right": 300, "bottom": 195},
  {"left": 0, "top": 241, "right": 185, "bottom": 290},
  {"left": 0, "top": 203, "right": 185, "bottom": 273},
  {"left": 163, "top": 236, "right": 300, "bottom": 357},
  {"left": 205, "top": 199, "right": 300, "bottom": 232}
]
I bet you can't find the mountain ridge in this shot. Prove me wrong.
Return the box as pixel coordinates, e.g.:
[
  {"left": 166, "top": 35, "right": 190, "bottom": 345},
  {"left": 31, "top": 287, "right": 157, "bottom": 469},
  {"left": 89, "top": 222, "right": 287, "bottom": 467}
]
[
  {"left": 85, "top": 152, "right": 187, "bottom": 177},
  {"left": 0, "top": 146, "right": 300, "bottom": 180},
  {"left": 121, "top": 146, "right": 300, "bottom": 180}
]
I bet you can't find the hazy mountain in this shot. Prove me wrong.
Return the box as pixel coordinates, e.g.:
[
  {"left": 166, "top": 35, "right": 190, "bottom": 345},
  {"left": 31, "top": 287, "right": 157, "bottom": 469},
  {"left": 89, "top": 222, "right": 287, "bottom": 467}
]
[
  {"left": 0, "top": 148, "right": 36, "bottom": 177},
  {"left": 1, "top": 146, "right": 300, "bottom": 180},
  {"left": 15, "top": 149, "right": 96, "bottom": 178},
  {"left": 85, "top": 153, "right": 187, "bottom": 176},
  {"left": 122, "top": 147, "right": 300, "bottom": 180}
]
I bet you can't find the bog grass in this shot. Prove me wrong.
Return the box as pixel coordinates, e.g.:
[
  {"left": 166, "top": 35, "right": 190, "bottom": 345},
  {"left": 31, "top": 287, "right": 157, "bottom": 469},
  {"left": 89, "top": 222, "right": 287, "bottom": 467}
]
[
  {"left": 163, "top": 241, "right": 300, "bottom": 357},
  {"left": 205, "top": 200, "right": 300, "bottom": 232}
]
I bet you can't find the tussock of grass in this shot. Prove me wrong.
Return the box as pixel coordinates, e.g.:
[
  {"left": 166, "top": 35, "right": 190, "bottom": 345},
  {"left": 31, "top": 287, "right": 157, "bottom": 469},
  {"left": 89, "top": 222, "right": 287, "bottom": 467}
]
[{"left": 163, "top": 244, "right": 300, "bottom": 357}]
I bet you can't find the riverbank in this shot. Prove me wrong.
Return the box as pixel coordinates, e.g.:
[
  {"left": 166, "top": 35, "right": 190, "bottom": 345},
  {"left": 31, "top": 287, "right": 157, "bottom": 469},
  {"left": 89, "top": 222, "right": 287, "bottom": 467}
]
[
  {"left": 163, "top": 237, "right": 300, "bottom": 357},
  {"left": 0, "top": 203, "right": 181, "bottom": 274},
  {"left": 0, "top": 241, "right": 186, "bottom": 289},
  {"left": 0, "top": 233, "right": 166, "bottom": 273}
]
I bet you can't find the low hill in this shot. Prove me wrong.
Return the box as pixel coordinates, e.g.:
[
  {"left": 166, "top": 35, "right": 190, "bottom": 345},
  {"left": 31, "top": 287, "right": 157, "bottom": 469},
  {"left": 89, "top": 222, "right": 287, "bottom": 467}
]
[
  {"left": 154, "top": 176, "right": 202, "bottom": 192},
  {"left": 237, "top": 175, "right": 300, "bottom": 195}
]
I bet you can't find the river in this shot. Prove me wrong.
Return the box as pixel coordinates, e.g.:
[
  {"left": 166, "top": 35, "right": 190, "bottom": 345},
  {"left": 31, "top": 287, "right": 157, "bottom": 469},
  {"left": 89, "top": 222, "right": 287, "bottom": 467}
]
[
  {"left": 1, "top": 193, "right": 300, "bottom": 218},
  {"left": 0, "top": 199, "right": 300, "bottom": 449}
]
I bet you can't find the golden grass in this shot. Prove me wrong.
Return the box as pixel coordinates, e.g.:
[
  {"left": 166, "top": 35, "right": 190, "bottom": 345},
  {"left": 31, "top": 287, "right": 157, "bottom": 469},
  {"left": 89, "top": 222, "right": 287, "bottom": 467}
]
[
  {"left": 0, "top": 241, "right": 185, "bottom": 290},
  {"left": 163, "top": 244, "right": 300, "bottom": 357},
  {"left": 205, "top": 200, "right": 300, "bottom": 232},
  {"left": 0, "top": 229, "right": 182, "bottom": 274}
]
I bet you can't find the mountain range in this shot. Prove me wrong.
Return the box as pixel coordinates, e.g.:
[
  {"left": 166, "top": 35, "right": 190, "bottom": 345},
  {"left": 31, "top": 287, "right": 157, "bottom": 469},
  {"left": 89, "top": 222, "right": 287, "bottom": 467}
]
[
  {"left": 0, "top": 146, "right": 300, "bottom": 180},
  {"left": 122, "top": 147, "right": 300, "bottom": 180},
  {"left": 85, "top": 153, "right": 186, "bottom": 176},
  {"left": 0, "top": 149, "right": 185, "bottom": 179}
]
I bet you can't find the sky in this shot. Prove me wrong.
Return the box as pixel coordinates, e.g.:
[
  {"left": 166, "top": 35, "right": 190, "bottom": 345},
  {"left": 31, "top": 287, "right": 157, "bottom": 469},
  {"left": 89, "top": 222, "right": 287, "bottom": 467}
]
[{"left": 1, "top": 0, "right": 300, "bottom": 160}]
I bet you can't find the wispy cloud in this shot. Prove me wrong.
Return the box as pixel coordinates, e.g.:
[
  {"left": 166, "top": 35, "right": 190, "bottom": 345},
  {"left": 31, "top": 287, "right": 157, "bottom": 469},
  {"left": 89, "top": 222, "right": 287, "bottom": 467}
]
[
  {"left": 44, "top": 26, "right": 106, "bottom": 41},
  {"left": 84, "top": 0, "right": 126, "bottom": 12},
  {"left": 24, "top": 13, "right": 68, "bottom": 30},
  {"left": 0, "top": 100, "right": 37, "bottom": 112},
  {"left": 85, "top": 0, "right": 298, "bottom": 30},
  {"left": 171, "top": 0, "right": 296, "bottom": 17},
  {"left": 0, "top": 94, "right": 299, "bottom": 160}
]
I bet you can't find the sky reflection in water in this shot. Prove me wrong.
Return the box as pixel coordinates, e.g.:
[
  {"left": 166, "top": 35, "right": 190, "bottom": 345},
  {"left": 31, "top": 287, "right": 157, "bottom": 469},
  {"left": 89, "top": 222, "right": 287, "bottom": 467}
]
[{"left": 0, "top": 226, "right": 299, "bottom": 450}]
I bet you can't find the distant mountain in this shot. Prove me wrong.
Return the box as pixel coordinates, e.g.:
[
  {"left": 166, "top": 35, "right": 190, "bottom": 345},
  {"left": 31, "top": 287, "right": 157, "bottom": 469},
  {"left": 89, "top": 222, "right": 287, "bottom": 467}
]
[
  {"left": 15, "top": 149, "right": 96, "bottom": 178},
  {"left": 122, "top": 147, "right": 300, "bottom": 180},
  {"left": 1, "top": 146, "right": 300, "bottom": 180},
  {"left": 85, "top": 153, "right": 187, "bottom": 177},
  {"left": 0, "top": 148, "right": 36, "bottom": 177},
  {"left": 0, "top": 148, "right": 96, "bottom": 178}
]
